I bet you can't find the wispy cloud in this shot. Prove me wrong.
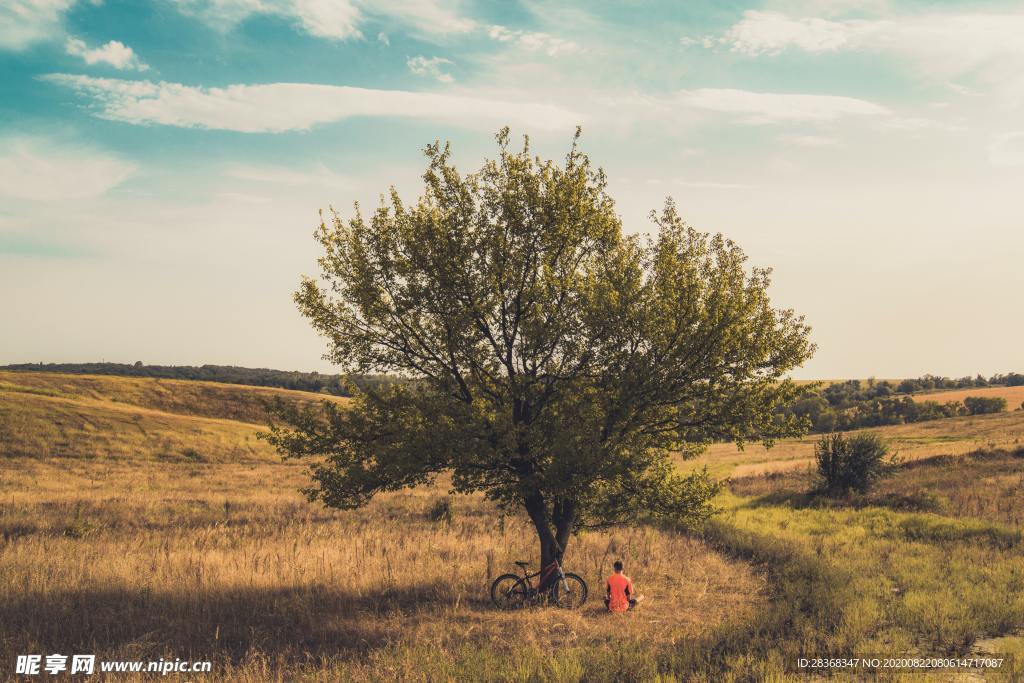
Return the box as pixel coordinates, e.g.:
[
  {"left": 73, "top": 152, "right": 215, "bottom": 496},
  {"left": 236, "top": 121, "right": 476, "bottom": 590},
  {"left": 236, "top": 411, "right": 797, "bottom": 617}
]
[
  {"left": 288, "top": 0, "right": 362, "bottom": 40},
  {"left": 0, "top": 235, "right": 98, "bottom": 259},
  {"left": 225, "top": 162, "right": 348, "bottom": 187},
  {"left": 171, "top": 0, "right": 362, "bottom": 40},
  {"left": 720, "top": 11, "right": 872, "bottom": 56},
  {"left": 679, "top": 35, "right": 716, "bottom": 49},
  {"left": 406, "top": 55, "right": 454, "bottom": 83},
  {"left": 878, "top": 117, "right": 963, "bottom": 133},
  {"left": 989, "top": 132, "right": 1024, "bottom": 167},
  {"left": 676, "top": 88, "right": 889, "bottom": 124},
  {"left": 170, "top": 0, "right": 475, "bottom": 42},
  {"left": 673, "top": 179, "right": 749, "bottom": 190},
  {"left": 368, "top": 0, "right": 476, "bottom": 36},
  {"left": 42, "top": 73, "right": 580, "bottom": 132},
  {"left": 487, "top": 24, "right": 580, "bottom": 57},
  {"left": 66, "top": 37, "right": 149, "bottom": 70},
  {"left": 171, "top": 1, "right": 579, "bottom": 60},
  {"left": 0, "top": 135, "right": 136, "bottom": 201},
  {"left": 711, "top": 10, "right": 1024, "bottom": 104},
  {"left": 779, "top": 134, "right": 840, "bottom": 147},
  {"left": 0, "top": 0, "right": 75, "bottom": 51}
]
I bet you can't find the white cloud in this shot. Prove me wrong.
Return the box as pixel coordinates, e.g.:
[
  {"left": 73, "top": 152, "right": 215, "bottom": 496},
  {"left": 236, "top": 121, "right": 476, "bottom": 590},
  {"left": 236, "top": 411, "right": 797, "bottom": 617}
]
[
  {"left": 0, "top": 0, "right": 75, "bottom": 50},
  {"left": 290, "top": 0, "right": 361, "bottom": 40},
  {"left": 169, "top": 1, "right": 579, "bottom": 56},
  {"left": 487, "top": 24, "right": 579, "bottom": 57},
  {"left": 171, "top": 0, "right": 361, "bottom": 39},
  {"left": 406, "top": 55, "right": 453, "bottom": 83},
  {"left": 779, "top": 134, "right": 840, "bottom": 147},
  {"left": 672, "top": 179, "right": 749, "bottom": 190},
  {"left": 676, "top": 88, "right": 889, "bottom": 124},
  {"left": 717, "top": 11, "right": 1024, "bottom": 103},
  {"left": 878, "top": 116, "right": 963, "bottom": 133},
  {"left": 989, "top": 132, "right": 1024, "bottom": 167},
  {"left": 368, "top": 0, "right": 475, "bottom": 35},
  {"left": 0, "top": 135, "right": 136, "bottom": 201},
  {"left": 42, "top": 73, "right": 580, "bottom": 133},
  {"left": 225, "top": 162, "right": 348, "bottom": 187},
  {"left": 66, "top": 37, "right": 149, "bottom": 70},
  {"left": 170, "top": 0, "right": 475, "bottom": 41},
  {"left": 679, "top": 35, "right": 716, "bottom": 49},
  {"left": 722, "top": 11, "right": 872, "bottom": 56}
]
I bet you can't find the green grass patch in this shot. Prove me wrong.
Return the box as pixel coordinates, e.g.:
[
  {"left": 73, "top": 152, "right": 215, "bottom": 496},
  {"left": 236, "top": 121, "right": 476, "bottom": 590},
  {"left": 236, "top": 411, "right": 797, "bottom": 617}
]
[
  {"left": 0, "top": 381, "right": 70, "bottom": 398},
  {"left": 891, "top": 514, "right": 1020, "bottom": 548}
]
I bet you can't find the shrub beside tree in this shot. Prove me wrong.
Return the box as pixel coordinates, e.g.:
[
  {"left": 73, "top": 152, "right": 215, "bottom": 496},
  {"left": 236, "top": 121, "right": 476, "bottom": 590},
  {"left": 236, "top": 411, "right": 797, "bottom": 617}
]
[{"left": 815, "top": 432, "right": 898, "bottom": 495}]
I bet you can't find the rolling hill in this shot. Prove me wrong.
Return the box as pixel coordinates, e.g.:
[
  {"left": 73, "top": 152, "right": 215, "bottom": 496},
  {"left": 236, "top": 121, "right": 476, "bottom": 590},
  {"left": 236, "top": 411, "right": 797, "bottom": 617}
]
[
  {"left": 910, "top": 384, "right": 1024, "bottom": 408},
  {"left": 2, "top": 369, "right": 1024, "bottom": 679},
  {"left": 0, "top": 370, "right": 345, "bottom": 462}
]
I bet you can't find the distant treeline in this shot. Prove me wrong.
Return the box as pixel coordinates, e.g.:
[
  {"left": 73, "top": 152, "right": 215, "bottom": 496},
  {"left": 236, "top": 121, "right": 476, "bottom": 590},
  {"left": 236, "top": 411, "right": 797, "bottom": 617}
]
[
  {"left": 779, "top": 374, "right": 1020, "bottom": 433},
  {"left": 3, "top": 364, "right": 1020, "bottom": 431},
  {"left": 895, "top": 372, "right": 1024, "bottom": 392},
  {"left": 0, "top": 362, "right": 398, "bottom": 396}
]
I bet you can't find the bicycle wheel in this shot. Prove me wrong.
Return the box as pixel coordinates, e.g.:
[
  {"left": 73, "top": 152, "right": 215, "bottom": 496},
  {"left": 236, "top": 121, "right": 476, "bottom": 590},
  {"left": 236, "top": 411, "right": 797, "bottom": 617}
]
[
  {"left": 491, "top": 573, "right": 529, "bottom": 610},
  {"left": 552, "top": 572, "right": 588, "bottom": 609}
]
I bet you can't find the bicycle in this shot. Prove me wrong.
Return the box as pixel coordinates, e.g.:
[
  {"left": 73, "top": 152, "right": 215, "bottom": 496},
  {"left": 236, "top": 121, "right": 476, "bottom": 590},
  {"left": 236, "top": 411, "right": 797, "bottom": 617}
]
[{"left": 490, "top": 557, "right": 588, "bottom": 610}]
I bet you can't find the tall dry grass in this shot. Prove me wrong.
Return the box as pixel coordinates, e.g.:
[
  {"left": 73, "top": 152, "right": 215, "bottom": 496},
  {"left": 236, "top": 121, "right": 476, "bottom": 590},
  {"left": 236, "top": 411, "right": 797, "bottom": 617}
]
[
  {"left": 0, "top": 371, "right": 346, "bottom": 462},
  {"left": 5, "top": 372, "right": 1024, "bottom": 680},
  {"left": 909, "top": 385, "right": 1024, "bottom": 407},
  {"left": 730, "top": 446, "right": 1024, "bottom": 527},
  {"left": 695, "top": 408, "right": 1024, "bottom": 478},
  {"left": 0, "top": 370, "right": 346, "bottom": 424},
  {"left": 0, "top": 458, "right": 764, "bottom": 681}
]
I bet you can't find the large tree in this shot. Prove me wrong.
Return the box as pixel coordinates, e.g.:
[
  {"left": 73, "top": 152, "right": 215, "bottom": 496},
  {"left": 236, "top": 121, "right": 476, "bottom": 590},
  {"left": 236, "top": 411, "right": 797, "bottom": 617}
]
[{"left": 264, "top": 129, "right": 815, "bottom": 571}]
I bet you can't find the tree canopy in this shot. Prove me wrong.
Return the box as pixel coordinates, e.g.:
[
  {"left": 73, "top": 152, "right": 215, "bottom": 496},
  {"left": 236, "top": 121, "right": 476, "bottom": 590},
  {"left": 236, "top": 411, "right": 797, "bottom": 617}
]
[{"left": 264, "top": 128, "right": 815, "bottom": 570}]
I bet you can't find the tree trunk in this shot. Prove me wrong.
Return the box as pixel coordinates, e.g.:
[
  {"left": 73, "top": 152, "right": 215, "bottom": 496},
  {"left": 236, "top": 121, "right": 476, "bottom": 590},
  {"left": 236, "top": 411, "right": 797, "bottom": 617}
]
[
  {"left": 524, "top": 491, "right": 577, "bottom": 573},
  {"left": 553, "top": 499, "right": 576, "bottom": 560},
  {"left": 539, "top": 532, "right": 560, "bottom": 574},
  {"left": 524, "top": 490, "right": 556, "bottom": 572}
]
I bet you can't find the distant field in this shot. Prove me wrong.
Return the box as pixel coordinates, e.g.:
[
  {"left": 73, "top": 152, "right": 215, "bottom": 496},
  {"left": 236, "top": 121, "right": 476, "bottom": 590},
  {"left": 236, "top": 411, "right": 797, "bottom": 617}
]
[
  {"left": 0, "top": 373, "right": 764, "bottom": 680},
  {"left": 731, "top": 447, "right": 1024, "bottom": 527},
  {"left": 3, "top": 371, "right": 1023, "bottom": 679},
  {"left": 688, "top": 407, "right": 1024, "bottom": 478},
  {"left": 911, "top": 384, "right": 1024, "bottom": 407},
  {"left": 0, "top": 371, "right": 345, "bottom": 462},
  {"left": 0, "top": 370, "right": 345, "bottom": 424}
]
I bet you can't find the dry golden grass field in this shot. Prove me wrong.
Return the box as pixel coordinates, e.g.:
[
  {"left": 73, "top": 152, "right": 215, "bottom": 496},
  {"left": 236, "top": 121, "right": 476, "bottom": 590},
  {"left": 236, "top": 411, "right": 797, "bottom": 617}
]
[
  {"left": 910, "top": 385, "right": 1024, "bottom": 408},
  {"left": 0, "top": 370, "right": 344, "bottom": 462},
  {"left": 0, "top": 372, "right": 763, "bottom": 681},
  {"left": 700, "top": 408, "right": 1024, "bottom": 479},
  {"left": 2, "top": 370, "right": 1024, "bottom": 681}
]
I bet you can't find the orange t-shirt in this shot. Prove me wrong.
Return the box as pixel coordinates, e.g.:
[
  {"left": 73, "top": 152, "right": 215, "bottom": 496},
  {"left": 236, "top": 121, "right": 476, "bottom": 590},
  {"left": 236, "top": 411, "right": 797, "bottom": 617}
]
[{"left": 606, "top": 573, "right": 634, "bottom": 612}]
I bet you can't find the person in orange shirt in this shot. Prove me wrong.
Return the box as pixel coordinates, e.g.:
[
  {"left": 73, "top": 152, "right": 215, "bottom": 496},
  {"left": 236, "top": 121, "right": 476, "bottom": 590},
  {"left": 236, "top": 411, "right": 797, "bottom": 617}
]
[{"left": 604, "top": 560, "right": 642, "bottom": 612}]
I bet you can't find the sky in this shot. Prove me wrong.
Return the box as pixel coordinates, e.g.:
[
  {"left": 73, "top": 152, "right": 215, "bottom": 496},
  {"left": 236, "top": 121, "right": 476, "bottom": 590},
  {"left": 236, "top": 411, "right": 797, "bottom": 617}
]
[{"left": 1, "top": 0, "right": 1022, "bottom": 379}]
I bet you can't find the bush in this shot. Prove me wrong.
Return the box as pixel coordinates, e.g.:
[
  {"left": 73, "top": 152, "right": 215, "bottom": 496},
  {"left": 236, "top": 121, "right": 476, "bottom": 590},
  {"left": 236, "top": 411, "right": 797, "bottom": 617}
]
[
  {"left": 815, "top": 433, "right": 897, "bottom": 495},
  {"left": 181, "top": 448, "right": 207, "bottom": 463},
  {"left": 63, "top": 505, "right": 96, "bottom": 539},
  {"left": 427, "top": 497, "right": 453, "bottom": 525},
  {"left": 963, "top": 396, "right": 1007, "bottom": 415}
]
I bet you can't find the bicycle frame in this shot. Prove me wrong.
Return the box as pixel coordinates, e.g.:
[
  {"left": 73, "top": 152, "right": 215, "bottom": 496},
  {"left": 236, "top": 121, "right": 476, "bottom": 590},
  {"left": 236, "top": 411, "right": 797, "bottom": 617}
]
[
  {"left": 491, "top": 556, "right": 587, "bottom": 611},
  {"left": 517, "top": 559, "right": 570, "bottom": 594}
]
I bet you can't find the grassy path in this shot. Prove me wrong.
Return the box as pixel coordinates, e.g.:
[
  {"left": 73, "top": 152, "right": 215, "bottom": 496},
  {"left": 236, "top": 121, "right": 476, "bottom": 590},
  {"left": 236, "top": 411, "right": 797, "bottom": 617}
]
[{"left": 685, "top": 474, "right": 1024, "bottom": 681}]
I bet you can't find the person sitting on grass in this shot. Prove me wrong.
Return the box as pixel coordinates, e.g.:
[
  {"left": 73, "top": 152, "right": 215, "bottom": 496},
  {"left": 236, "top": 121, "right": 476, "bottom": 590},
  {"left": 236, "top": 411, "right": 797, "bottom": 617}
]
[{"left": 604, "top": 560, "right": 643, "bottom": 612}]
